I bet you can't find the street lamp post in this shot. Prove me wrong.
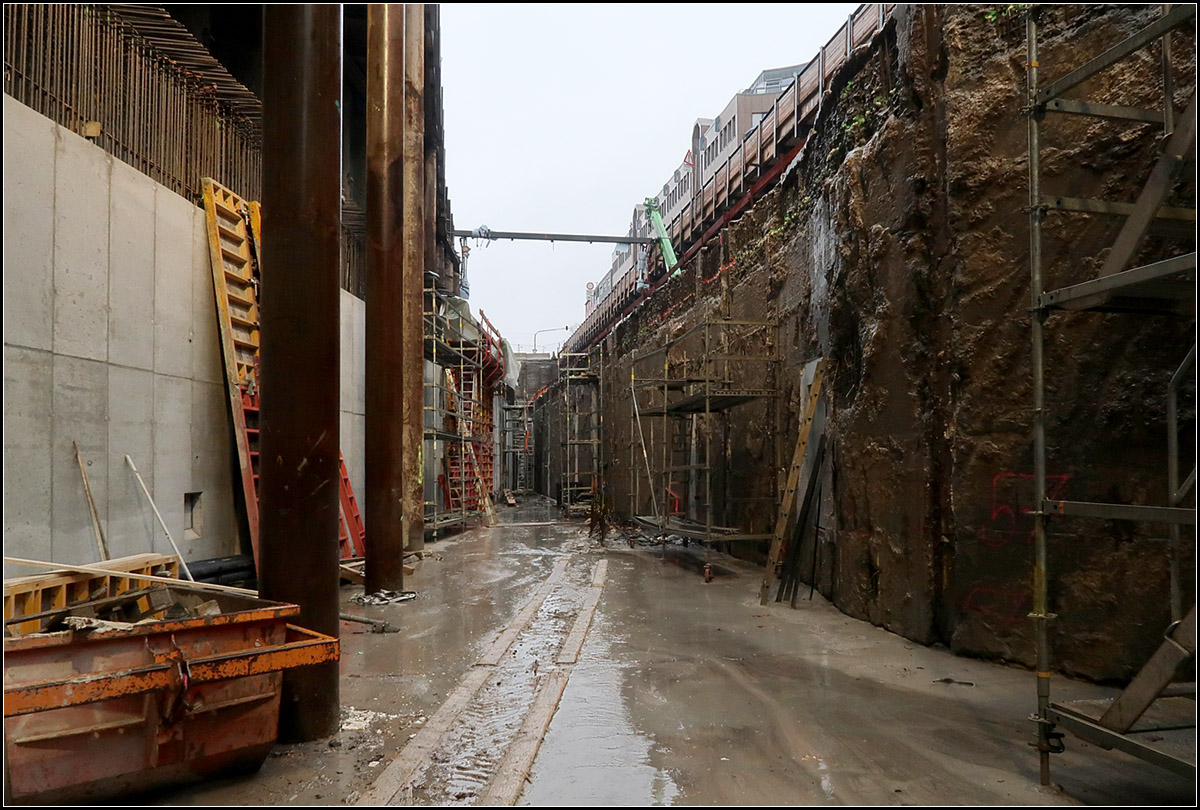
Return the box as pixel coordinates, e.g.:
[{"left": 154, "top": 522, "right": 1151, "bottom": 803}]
[{"left": 533, "top": 326, "right": 570, "bottom": 353}]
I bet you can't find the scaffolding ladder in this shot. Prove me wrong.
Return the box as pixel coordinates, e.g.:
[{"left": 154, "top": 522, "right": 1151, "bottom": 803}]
[
  {"left": 502, "top": 401, "right": 533, "bottom": 493},
  {"left": 560, "top": 351, "right": 602, "bottom": 516},
  {"left": 444, "top": 368, "right": 495, "bottom": 524},
  {"left": 202, "top": 178, "right": 366, "bottom": 569}
]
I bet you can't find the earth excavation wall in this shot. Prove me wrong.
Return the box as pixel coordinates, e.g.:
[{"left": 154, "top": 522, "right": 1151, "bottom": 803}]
[{"left": 591, "top": 5, "right": 1195, "bottom": 682}]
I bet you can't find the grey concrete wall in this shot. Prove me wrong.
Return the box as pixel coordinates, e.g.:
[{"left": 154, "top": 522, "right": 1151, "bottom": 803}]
[
  {"left": 339, "top": 289, "right": 366, "bottom": 502},
  {"left": 3, "top": 94, "right": 240, "bottom": 574}
]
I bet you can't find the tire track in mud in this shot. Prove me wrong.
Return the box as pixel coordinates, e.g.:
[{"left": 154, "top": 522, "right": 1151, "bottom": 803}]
[{"left": 356, "top": 553, "right": 608, "bottom": 806}]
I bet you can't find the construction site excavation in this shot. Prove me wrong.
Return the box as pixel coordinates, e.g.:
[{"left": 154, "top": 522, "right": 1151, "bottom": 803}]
[{"left": 3, "top": 3, "right": 1197, "bottom": 806}]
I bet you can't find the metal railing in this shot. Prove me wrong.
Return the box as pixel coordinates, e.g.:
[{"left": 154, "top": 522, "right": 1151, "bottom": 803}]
[{"left": 569, "top": 3, "right": 897, "bottom": 352}]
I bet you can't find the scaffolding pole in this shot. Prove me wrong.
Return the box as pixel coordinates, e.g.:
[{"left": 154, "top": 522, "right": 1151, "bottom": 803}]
[{"left": 1026, "top": 5, "right": 1196, "bottom": 785}]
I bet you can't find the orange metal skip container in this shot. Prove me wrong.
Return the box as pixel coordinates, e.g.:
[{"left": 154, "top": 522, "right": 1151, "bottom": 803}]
[{"left": 3, "top": 586, "right": 338, "bottom": 804}]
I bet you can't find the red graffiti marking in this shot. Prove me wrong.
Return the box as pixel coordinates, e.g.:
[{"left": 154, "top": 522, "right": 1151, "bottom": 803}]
[
  {"left": 703, "top": 258, "right": 736, "bottom": 285},
  {"left": 656, "top": 293, "right": 695, "bottom": 325},
  {"left": 961, "top": 585, "right": 1031, "bottom": 626},
  {"left": 976, "top": 472, "right": 1069, "bottom": 549}
]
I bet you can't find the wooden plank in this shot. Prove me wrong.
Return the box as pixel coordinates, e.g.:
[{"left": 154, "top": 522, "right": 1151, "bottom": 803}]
[
  {"left": 338, "top": 563, "right": 365, "bottom": 585},
  {"left": 478, "top": 669, "right": 570, "bottom": 806},
  {"left": 73, "top": 441, "right": 108, "bottom": 561},
  {"left": 3, "top": 588, "right": 153, "bottom": 629},
  {"left": 354, "top": 667, "right": 491, "bottom": 805},
  {"left": 4, "top": 557, "right": 257, "bottom": 597},
  {"left": 779, "top": 431, "right": 827, "bottom": 606},
  {"left": 5, "top": 554, "right": 180, "bottom": 635},
  {"left": 4, "top": 553, "right": 173, "bottom": 593},
  {"left": 556, "top": 560, "right": 607, "bottom": 665},
  {"left": 356, "top": 556, "right": 575, "bottom": 805},
  {"left": 760, "top": 363, "right": 824, "bottom": 605},
  {"left": 339, "top": 561, "right": 411, "bottom": 584}
]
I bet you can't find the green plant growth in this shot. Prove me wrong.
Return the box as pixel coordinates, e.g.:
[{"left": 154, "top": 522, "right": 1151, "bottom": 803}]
[{"left": 984, "top": 4, "right": 1030, "bottom": 23}]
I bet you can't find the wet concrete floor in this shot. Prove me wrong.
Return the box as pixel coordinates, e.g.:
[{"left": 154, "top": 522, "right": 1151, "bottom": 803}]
[{"left": 147, "top": 500, "right": 1195, "bottom": 806}]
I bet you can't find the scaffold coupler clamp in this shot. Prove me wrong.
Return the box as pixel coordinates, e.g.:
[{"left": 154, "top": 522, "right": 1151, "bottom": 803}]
[
  {"left": 1163, "top": 618, "right": 1190, "bottom": 653},
  {"left": 1028, "top": 714, "right": 1065, "bottom": 754}
]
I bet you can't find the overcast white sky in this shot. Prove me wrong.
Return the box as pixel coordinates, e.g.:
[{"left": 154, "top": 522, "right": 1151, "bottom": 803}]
[{"left": 441, "top": 3, "right": 860, "bottom": 354}]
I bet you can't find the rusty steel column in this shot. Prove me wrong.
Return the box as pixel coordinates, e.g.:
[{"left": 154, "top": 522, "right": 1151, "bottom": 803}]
[
  {"left": 259, "top": 4, "right": 342, "bottom": 742},
  {"left": 365, "top": 3, "right": 407, "bottom": 592},
  {"left": 423, "top": 6, "right": 440, "bottom": 283},
  {"left": 402, "top": 3, "right": 427, "bottom": 553}
]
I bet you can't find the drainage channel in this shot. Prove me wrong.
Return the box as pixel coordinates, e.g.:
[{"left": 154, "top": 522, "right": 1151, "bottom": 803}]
[{"left": 357, "top": 554, "right": 608, "bottom": 806}]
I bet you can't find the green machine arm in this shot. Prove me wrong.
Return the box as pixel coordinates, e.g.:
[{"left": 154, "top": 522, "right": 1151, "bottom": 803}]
[{"left": 644, "top": 197, "right": 679, "bottom": 276}]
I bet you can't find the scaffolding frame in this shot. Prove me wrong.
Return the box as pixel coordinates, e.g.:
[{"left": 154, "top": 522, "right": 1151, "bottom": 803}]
[
  {"left": 629, "top": 315, "right": 780, "bottom": 547},
  {"left": 559, "top": 349, "right": 603, "bottom": 515},
  {"left": 502, "top": 400, "right": 534, "bottom": 493},
  {"left": 423, "top": 276, "right": 499, "bottom": 536},
  {"left": 1025, "top": 6, "right": 1196, "bottom": 784}
]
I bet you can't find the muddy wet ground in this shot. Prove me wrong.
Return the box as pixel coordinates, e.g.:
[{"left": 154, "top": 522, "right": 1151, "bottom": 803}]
[{"left": 144, "top": 500, "right": 1195, "bottom": 806}]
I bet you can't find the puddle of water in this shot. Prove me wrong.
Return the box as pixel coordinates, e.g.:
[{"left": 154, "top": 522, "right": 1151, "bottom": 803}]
[
  {"left": 817, "top": 757, "right": 835, "bottom": 801},
  {"left": 521, "top": 608, "right": 680, "bottom": 806}
]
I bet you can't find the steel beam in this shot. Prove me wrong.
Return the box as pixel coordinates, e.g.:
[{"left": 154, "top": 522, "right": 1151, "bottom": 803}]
[
  {"left": 1044, "top": 499, "right": 1196, "bottom": 524},
  {"left": 402, "top": 3, "right": 427, "bottom": 553},
  {"left": 1098, "top": 92, "right": 1196, "bottom": 278},
  {"left": 452, "top": 229, "right": 655, "bottom": 245},
  {"left": 1027, "top": 17, "right": 1053, "bottom": 785},
  {"left": 1045, "top": 98, "right": 1164, "bottom": 124},
  {"left": 259, "top": 3, "right": 343, "bottom": 742},
  {"left": 1046, "top": 703, "right": 1196, "bottom": 779},
  {"left": 1176, "top": 467, "right": 1196, "bottom": 505},
  {"left": 1167, "top": 345, "right": 1196, "bottom": 621},
  {"left": 1099, "top": 606, "right": 1196, "bottom": 733},
  {"left": 1042, "top": 195, "right": 1194, "bottom": 221},
  {"left": 365, "top": 3, "right": 407, "bottom": 591},
  {"left": 1038, "top": 252, "right": 1196, "bottom": 309}
]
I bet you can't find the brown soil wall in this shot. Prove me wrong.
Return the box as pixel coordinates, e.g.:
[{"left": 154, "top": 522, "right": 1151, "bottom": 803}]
[{"left": 564, "top": 5, "right": 1194, "bottom": 681}]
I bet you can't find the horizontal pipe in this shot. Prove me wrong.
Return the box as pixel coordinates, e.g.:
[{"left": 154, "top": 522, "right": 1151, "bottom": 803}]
[
  {"left": 454, "top": 229, "right": 654, "bottom": 245},
  {"left": 1043, "top": 195, "right": 1194, "bottom": 221},
  {"left": 1044, "top": 499, "right": 1196, "bottom": 525}
]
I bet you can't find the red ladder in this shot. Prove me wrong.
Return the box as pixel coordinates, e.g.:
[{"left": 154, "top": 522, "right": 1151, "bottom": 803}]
[
  {"left": 337, "top": 454, "right": 366, "bottom": 558},
  {"left": 443, "top": 368, "right": 493, "bottom": 521}
]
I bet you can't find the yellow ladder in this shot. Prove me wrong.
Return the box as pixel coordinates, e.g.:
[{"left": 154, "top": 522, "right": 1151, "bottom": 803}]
[
  {"left": 203, "top": 178, "right": 263, "bottom": 568},
  {"left": 203, "top": 178, "right": 367, "bottom": 570}
]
